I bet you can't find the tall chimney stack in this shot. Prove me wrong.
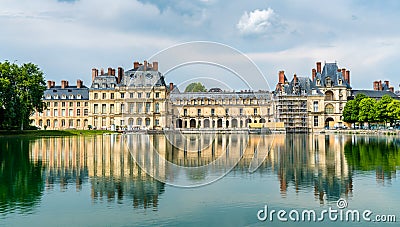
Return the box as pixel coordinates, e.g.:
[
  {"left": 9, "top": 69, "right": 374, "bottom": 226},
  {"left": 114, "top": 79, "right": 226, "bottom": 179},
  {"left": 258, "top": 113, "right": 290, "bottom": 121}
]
[
  {"left": 92, "top": 68, "right": 97, "bottom": 81},
  {"left": 153, "top": 61, "right": 158, "bottom": 71},
  {"left": 100, "top": 68, "right": 104, "bottom": 75},
  {"left": 312, "top": 68, "right": 316, "bottom": 81},
  {"left": 51, "top": 81, "right": 55, "bottom": 88},
  {"left": 379, "top": 80, "right": 383, "bottom": 90},
  {"left": 134, "top": 61, "right": 139, "bottom": 69},
  {"left": 373, "top": 81, "right": 379, "bottom": 90},
  {"left": 316, "top": 62, "right": 322, "bottom": 73},
  {"left": 341, "top": 68, "right": 346, "bottom": 82},
  {"left": 278, "top": 71, "right": 285, "bottom": 84},
  {"left": 108, "top": 67, "right": 112, "bottom": 75},
  {"left": 345, "top": 70, "right": 350, "bottom": 85},
  {"left": 47, "top": 80, "right": 52, "bottom": 89},
  {"left": 61, "top": 80, "right": 66, "bottom": 89},
  {"left": 143, "top": 60, "right": 147, "bottom": 71},
  {"left": 117, "top": 67, "right": 123, "bottom": 84},
  {"left": 293, "top": 74, "right": 297, "bottom": 84},
  {"left": 169, "top": 82, "right": 174, "bottom": 91},
  {"left": 77, "top": 79, "right": 83, "bottom": 89}
]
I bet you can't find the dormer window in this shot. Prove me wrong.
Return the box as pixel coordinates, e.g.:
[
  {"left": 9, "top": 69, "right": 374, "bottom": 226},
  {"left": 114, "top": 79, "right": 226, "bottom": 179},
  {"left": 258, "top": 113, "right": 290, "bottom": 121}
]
[
  {"left": 325, "top": 77, "right": 332, "bottom": 87},
  {"left": 77, "top": 94, "right": 82, "bottom": 99},
  {"left": 46, "top": 94, "right": 51, "bottom": 99},
  {"left": 54, "top": 95, "right": 59, "bottom": 99},
  {"left": 61, "top": 95, "right": 66, "bottom": 99},
  {"left": 102, "top": 83, "right": 107, "bottom": 88},
  {"left": 338, "top": 79, "right": 342, "bottom": 85},
  {"left": 316, "top": 79, "right": 321, "bottom": 86},
  {"left": 69, "top": 95, "right": 74, "bottom": 99}
]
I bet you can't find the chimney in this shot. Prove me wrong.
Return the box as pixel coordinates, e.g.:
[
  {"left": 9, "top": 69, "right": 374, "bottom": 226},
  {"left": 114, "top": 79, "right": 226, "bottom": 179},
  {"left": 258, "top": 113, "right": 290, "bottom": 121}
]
[
  {"left": 278, "top": 71, "right": 285, "bottom": 84},
  {"left": 345, "top": 70, "right": 350, "bottom": 84},
  {"left": 77, "top": 79, "right": 82, "bottom": 89},
  {"left": 134, "top": 61, "right": 139, "bottom": 69},
  {"left": 108, "top": 67, "right": 112, "bottom": 75},
  {"left": 169, "top": 82, "right": 174, "bottom": 91},
  {"left": 389, "top": 87, "right": 394, "bottom": 93},
  {"left": 51, "top": 81, "right": 55, "bottom": 88},
  {"left": 153, "top": 61, "right": 158, "bottom": 71},
  {"left": 373, "top": 81, "right": 378, "bottom": 90},
  {"left": 61, "top": 80, "right": 66, "bottom": 89},
  {"left": 100, "top": 68, "right": 104, "bottom": 75},
  {"left": 66, "top": 80, "right": 69, "bottom": 87},
  {"left": 384, "top": 80, "right": 390, "bottom": 88},
  {"left": 47, "top": 80, "right": 52, "bottom": 89},
  {"left": 293, "top": 74, "right": 297, "bottom": 84},
  {"left": 117, "top": 67, "right": 123, "bottom": 84},
  {"left": 379, "top": 80, "right": 383, "bottom": 90},
  {"left": 143, "top": 60, "right": 147, "bottom": 71},
  {"left": 341, "top": 68, "right": 346, "bottom": 80},
  {"left": 92, "top": 68, "right": 97, "bottom": 81},
  {"left": 312, "top": 68, "right": 316, "bottom": 81},
  {"left": 316, "top": 62, "right": 322, "bottom": 73}
]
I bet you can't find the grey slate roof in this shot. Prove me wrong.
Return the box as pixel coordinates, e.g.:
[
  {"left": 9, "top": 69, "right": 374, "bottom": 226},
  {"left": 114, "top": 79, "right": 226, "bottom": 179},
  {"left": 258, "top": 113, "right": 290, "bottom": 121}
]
[
  {"left": 351, "top": 90, "right": 399, "bottom": 100},
  {"left": 44, "top": 86, "right": 89, "bottom": 100},
  {"left": 314, "top": 63, "right": 351, "bottom": 89},
  {"left": 277, "top": 76, "right": 323, "bottom": 96},
  {"left": 90, "top": 74, "right": 118, "bottom": 90},
  {"left": 120, "top": 68, "right": 166, "bottom": 87},
  {"left": 170, "top": 90, "right": 272, "bottom": 101}
]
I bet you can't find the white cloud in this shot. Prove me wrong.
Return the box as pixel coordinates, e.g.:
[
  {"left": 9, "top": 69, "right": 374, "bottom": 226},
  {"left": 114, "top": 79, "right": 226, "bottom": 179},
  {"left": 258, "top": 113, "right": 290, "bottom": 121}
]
[{"left": 236, "top": 8, "right": 278, "bottom": 35}]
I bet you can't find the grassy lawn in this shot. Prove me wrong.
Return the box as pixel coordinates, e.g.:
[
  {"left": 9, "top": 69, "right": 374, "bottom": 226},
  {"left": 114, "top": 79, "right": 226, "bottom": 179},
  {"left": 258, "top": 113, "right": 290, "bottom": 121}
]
[{"left": 0, "top": 130, "right": 116, "bottom": 137}]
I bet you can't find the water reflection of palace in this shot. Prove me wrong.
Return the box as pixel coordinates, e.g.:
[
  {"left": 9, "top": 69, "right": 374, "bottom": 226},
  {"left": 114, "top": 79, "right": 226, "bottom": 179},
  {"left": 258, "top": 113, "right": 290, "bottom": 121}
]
[
  {"left": 27, "top": 134, "right": 400, "bottom": 208},
  {"left": 29, "top": 135, "right": 165, "bottom": 209}
]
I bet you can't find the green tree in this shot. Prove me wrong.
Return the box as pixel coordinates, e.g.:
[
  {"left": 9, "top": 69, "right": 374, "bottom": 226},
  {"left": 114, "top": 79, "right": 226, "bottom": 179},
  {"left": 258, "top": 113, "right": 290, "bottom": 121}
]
[
  {"left": 0, "top": 61, "right": 46, "bottom": 130},
  {"left": 343, "top": 93, "right": 367, "bottom": 124},
  {"left": 184, "top": 82, "right": 207, "bottom": 92},
  {"left": 374, "top": 95, "right": 393, "bottom": 125},
  {"left": 358, "top": 97, "right": 376, "bottom": 128},
  {"left": 387, "top": 100, "right": 400, "bottom": 124}
]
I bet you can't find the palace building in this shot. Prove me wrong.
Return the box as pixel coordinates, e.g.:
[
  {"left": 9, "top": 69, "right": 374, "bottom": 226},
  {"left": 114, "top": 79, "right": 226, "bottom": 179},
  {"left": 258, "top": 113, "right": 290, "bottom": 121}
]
[{"left": 30, "top": 60, "right": 357, "bottom": 133}]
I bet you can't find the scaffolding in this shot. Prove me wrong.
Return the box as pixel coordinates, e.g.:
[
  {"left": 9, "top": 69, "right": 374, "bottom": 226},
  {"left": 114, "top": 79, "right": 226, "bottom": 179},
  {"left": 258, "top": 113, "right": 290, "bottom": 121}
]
[{"left": 276, "top": 95, "right": 309, "bottom": 133}]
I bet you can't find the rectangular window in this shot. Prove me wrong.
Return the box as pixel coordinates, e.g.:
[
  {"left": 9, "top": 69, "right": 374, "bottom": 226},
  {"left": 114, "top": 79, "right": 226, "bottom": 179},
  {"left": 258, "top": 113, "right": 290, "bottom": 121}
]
[
  {"left": 254, "top": 108, "right": 258, "bottom": 115},
  {"left": 102, "top": 118, "right": 106, "bottom": 127},
  {"left": 313, "top": 101, "right": 319, "bottom": 112},
  {"left": 211, "top": 108, "right": 215, "bottom": 116},
  {"left": 314, "top": 116, "right": 319, "bottom": 127},
  {"left": 84, "top": 102, "right": 88, "bottom": 107},
  {"left": 225, "top": 109, "right": 229, "bottom": 116},
  {"left": 46, "top": 109, "right": 50, "bottom": 116},
  {"left": 129, "top": 103, "right": 134, "bottom": 114},
  {"left": 121, "top": 104, "right": 125, "bottom": 113},
  {"left": 77, "top": 102, "right": 81, "bottom": 107},
  {"left": 94, "top": 104, "right": 98, "bottom": 114},
  {"left": 184, "top": 109, "right": 188, "bottom": 116},
  {"left": 130, "top": 92, "right": 134, "bottom": 98},
  {"left": 69, "top": 102, "right": 73, "bottom": 107},
  {"left": 155, "top": 119, "right": 159, "bottom": 126},
  {"left": 62, "top": 109, "right": 66, "bottom": 117},
  {"left": 197, "top": 109, "right": 201, "bottom": 116},
  {"left": 145, "top": 102, "right": 151, "bottom": 113},
  {"left": 155, "top": 92, "right": 160, "bottom": 98},
  {"left": 77, "top": 109, "right": 81, "bottom": 116},
  {"left": 94, "top": 93, "right": 98, "bottom": 99},
  {"left": 84, "top": 109, "right": 88, "bottom": 116},
  {"left": 146, "top": 92, "right": 151, "bottom": 98},
  {"left": 155, "top": 103, "right": 160, "bottom": 113},
  {"left": 69, "top": 109, "right": 73, "bottom": 117},
  {"left": 54, "top": 109, "right": 58, "bottom": 117},
  {"left": 61, "top": 119, "right": 66, "bottom": 127},
  {"left": 62, "top": 102, "right": 66, "bottom": 107},
  {"left": 239, "top": 108, "right": 243, "bottom": 116},
  {"left": 138, "top": 93, "right": 142, "bottom": 98},
  {"left": 120, "top": 93, "right": 125, "bottom": 99},
  {"left": 110, "top": 104, "right": 114, "bottom": 114},
  {"left": 137, "top": 103, "right": 142, "bottom": 113},
  {"left": 102, "top": 93, "right": 106, "bottom": 99},
  {"left": 69, "top": 119, "right": 74, "bottom": 127},
  {"left": 102, "top": 104, "right": 106, "bottom": 114},
  {"left": 110, "top": 93, "right": 114, "bottom": 99},
  {"left": 54, "top": 102, "right": 58, "bottom": 107}
]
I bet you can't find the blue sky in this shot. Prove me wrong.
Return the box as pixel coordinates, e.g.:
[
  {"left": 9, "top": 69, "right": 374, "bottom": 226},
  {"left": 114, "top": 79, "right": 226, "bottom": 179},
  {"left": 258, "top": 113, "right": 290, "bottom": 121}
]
[{"left": 1, "top": 0, "right": 399, "bottom": 90}]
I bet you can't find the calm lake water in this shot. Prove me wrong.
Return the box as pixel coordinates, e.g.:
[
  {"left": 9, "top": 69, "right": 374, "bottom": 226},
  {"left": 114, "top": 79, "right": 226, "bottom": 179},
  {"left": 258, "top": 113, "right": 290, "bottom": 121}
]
[{"left": 1, "top": 133, "right": 399, "bottom": 226}]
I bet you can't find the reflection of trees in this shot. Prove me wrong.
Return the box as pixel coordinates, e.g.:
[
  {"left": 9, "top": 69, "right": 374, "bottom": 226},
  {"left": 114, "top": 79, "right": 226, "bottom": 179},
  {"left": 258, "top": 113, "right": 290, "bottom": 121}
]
[
  {"left": 0, "top": 138, "right": 44, "bottom": 214},
  {"left": 345, "top": 136, "right": 400, "bottom": 184}
]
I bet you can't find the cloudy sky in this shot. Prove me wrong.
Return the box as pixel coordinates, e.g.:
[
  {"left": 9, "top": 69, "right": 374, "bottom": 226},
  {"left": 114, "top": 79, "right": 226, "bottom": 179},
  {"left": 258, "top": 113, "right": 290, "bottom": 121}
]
[{"left": 1, "top": 0, "right": 400, "bottom": 90}]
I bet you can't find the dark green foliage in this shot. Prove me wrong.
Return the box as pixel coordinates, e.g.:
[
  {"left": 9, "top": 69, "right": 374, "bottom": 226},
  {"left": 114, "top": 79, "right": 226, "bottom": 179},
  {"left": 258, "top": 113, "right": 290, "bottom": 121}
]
[
  {"left": 184, "top": 82, "right": 207, "bottom": 92},
  {"left": 0, "top": 61, "right": 46, "bottom": 130}
]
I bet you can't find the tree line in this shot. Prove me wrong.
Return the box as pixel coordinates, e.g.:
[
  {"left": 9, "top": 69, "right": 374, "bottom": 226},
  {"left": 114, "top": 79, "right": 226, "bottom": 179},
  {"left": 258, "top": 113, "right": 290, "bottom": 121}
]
[
  {"left": 0, "top": 61, "right": 46, "bottom": 130},
  {"left": 343, "top": 93, "right": 400, "bottom": 127}
]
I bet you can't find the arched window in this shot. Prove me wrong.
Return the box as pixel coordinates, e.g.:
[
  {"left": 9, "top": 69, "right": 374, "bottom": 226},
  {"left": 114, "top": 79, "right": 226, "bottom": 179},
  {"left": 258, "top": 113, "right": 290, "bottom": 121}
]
[
  {"left": 325, "top": 91, "right": 334, "bottom": 101},
  {"left": 325, "top": 104, "right": 334, "bottom": 114}
]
